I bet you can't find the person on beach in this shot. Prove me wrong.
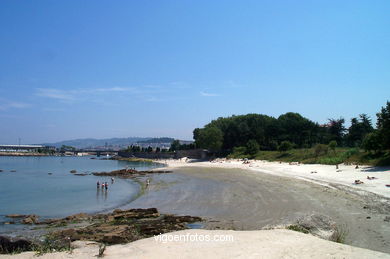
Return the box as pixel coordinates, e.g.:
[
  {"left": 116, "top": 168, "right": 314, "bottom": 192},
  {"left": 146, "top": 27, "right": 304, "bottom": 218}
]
[
  {"left": 146, "top": 179, "right": 150, "bottom": 186},
  {"left": 105, "top": 182, "right": 108, "bottom": 190},
  {"left": 97, "top": 181, "right": 100, "bottom": 188},
  {"left": 101, "top": 183, "right": 105, "bottom": 189},
  {"left": 111, "top": 177, "right": 114, "bottom": 184}
]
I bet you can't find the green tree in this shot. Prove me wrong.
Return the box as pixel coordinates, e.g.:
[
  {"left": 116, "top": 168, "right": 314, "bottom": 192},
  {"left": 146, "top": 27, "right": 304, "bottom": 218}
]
[
  {"left": 362, "top": 131, "right": 382, "bottom": 153},
  {"left": 346, "top": 114, "right": 374, "bottom": 147},
  {"left": 376, "top": 101, "right": 390, "bottom": 150},
  {"left": 194, "top": 127, "right": 223, "bottom": 152},
  {"left": 327, "top": 118, "right": 346, "bottom": 145},
  {"left": 278, "top": 141, "right": 293, "bottom": 152},
  {"left": 246, "top": 139, "right": 260, "bottom": 156},
  {"left": 170, "top": 140, "right": 181, "bottom": 151}
]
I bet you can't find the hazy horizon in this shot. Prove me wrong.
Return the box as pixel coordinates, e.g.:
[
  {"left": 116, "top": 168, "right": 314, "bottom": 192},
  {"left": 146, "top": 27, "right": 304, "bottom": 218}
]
[{"left": 1, "top": 0, "right": 389, "bottom": 144}]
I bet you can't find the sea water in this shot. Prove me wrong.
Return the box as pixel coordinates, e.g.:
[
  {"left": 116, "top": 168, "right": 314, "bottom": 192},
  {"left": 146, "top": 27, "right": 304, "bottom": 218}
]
[{"left": 0, "top": 156, "right": 161, "bottom": 230}]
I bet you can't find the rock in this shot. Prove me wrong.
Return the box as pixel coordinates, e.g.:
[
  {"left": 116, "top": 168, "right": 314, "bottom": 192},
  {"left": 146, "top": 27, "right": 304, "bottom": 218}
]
[
  {"left": 70, "top": 170, "right": 77, "bottom": 174},
  {"left": 50, "top": 208, "right": 203, "bottom": 245},
  {"left": 6, "top": 214, "right": 26, "bottom": 218},
  {"left": 0, "top": 236, "right": 33, "bottom": 254},
  {"left": 65, "top": 213, "right": 90, "bottom": 221},
  {"left": 113, "top": 209, "right": 122, "bottom": 214},
  {"left": 93, "top": 169, "right": 172, "bottom": 178},
  {"left": 384, "top": 216, "right": 390, "bottom": 222},
  {"left": 112, "top": 208, "right": 159, "bottom": 220},
  {"left": 21, "top": 215, "right": 39, "bottom": 224}
]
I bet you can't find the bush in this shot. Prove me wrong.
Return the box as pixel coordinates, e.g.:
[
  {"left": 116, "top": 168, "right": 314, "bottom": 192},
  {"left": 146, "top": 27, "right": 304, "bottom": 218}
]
[
  {"left": 314, "top": 144, "right": 328, "bottom": 157},
  {"left": 278, "top": 141, "right": 293, "bottom": 152},
  {"left": 246, "top": 139, "right": 260, "bottom": 156},
  {"left": 328, "top": 140, "right": 337, "bottom": 153}
]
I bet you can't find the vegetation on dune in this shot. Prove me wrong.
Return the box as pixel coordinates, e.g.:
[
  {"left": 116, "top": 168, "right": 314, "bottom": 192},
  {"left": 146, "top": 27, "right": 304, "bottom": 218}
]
[{"left": 194, "top": 100, "right": 390, "bottom": 165}]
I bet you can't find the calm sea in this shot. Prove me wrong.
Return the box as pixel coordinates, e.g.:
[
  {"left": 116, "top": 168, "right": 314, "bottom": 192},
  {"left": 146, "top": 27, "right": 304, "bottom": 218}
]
[{"left": 0, "top": 156, "right": 161, "bottom": 230}]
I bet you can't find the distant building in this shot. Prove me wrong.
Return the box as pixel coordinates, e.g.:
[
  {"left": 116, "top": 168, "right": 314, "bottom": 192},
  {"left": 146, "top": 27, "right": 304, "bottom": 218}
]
[{"left": 0, "top": 145, "right": 55, "bottom": 152}]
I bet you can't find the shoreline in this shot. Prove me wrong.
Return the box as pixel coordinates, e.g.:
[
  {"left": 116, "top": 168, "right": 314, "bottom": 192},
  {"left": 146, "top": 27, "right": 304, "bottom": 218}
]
[
  {"left": 153, "top": 158, "right": 390, "bottom": 199},
  {"left": 3, "top": 158, "right": 390, "bottom": 257}
]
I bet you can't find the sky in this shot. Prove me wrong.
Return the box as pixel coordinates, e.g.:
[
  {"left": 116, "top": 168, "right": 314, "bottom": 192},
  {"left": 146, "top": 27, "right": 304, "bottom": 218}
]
[{"left": 0, "top": 0, "right": 389, "bottom": 144}]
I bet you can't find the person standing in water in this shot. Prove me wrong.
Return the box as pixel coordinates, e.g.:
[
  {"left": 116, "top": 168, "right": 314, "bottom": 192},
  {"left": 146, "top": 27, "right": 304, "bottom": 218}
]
[
  {"left": 105, "top": 182, "right": 108, "bottom": 190},
  {"left": 97, "top": 181, "right": 100, "bottom": 188}
]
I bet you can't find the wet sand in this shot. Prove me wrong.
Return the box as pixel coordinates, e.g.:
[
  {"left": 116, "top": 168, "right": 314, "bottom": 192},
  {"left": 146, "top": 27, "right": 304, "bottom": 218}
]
[{"left": 125, "top": 167, "right": 390, "bottom": 254}]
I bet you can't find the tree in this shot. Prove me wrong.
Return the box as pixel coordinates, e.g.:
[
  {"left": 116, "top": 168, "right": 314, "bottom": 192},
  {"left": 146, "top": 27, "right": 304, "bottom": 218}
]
[
  {"left": 170, "top": 140, "right": 181, "bottom": 151},
  {"left": 376, "top": 101, "right": 390, "bottom": 150},
  {"left": 194, "top": 127, "right": 223, "bottom": 152},
  {"left": 246, "top": 139, "right": 260, "bottom": 156},
  {"left": 327, "top": 118, "right": 346, "bottom": 145},
  {"left": 328, "top": 140, "right": 337, "bottom": 154},
  {"left": 278, "top": 141, "right": 293, "bottom": 153},
  {"left": 346, "top": 114, "right": 374, "bottom": 147},
  {"left": 362, "top": 131, "right": 382, "bottom": 153}
]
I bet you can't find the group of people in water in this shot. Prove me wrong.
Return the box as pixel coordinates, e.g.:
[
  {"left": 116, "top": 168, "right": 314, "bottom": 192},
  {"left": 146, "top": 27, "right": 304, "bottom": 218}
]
[{"left": 97, "top": 177, "right": 115, "bottom": 190}]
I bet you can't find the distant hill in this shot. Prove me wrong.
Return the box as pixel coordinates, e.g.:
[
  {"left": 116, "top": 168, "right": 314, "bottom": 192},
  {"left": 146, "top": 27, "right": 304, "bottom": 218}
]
[
  {"left": 43, "top": 137, "right": 150, "bottom": 149},
  {"left": 137, "top": 137, "right": 174, "bottom": 144}
]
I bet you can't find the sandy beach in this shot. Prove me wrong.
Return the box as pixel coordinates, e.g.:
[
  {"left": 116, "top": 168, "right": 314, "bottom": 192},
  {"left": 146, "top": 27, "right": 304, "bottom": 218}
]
[
  {"left": 160, "top": 158, "right": 390, "bottom": 199},
  {"left": 3, "top": 159, "right": 390, "bottom": 258}
]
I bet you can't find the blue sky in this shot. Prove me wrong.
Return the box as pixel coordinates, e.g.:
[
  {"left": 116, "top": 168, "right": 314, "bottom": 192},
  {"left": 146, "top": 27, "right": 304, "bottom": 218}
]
[{"left": 0, "top": 0, "right": 389, "bottom": 144}]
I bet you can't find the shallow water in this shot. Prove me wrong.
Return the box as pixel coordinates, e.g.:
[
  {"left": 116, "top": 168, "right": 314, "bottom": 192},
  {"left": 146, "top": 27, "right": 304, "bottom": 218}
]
[{"left": 0, "top": 156, "right": 161, "bottom": 228}]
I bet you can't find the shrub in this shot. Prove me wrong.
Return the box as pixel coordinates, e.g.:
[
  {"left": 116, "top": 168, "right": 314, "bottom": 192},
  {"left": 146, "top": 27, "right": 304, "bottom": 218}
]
[
  {"left": 314, "top": 144, "right": 328, "bottom": 157},
  {"left": 328, "top": 140, "right": 337, "bottom": 153},
  {"left": 246, "top": 139, "right": 260, "bottom": 156},
  {"left": 278, "top": 141, "right": 293, "bottom": 152}
]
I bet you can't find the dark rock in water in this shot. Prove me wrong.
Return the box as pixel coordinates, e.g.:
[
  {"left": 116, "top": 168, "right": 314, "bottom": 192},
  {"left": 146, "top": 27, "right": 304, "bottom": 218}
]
[
  {"left": 10, "top": 170, "right": 16, "bottom": 172},
  {"left": 93, "top": 169, "right": 172, "bottom": 178},
  {"left": 6, "top": 214, "right": 26, "bottom": 218},
  {"left": 21, "top": 215, "right": 39, "bottom": 224},
  {"left": 74, "top": 173, "right": 88, "bottom": 176},
  {"left": 0, "top": 170, "right": 3, "bottom": 172},
  {"left": 48, "top": 173, "right": 53, "bottom": 175},
  {"left": 0, "top": 236, "right": 33, "bottom": 254},
  {"left": 70, "top": 170, "right": 77, "bottom": 174}
]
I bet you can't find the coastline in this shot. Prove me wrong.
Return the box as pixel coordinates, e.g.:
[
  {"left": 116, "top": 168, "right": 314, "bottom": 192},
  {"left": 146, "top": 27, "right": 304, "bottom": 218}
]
[
  {"left": 3, "top": 158, "right": 390, "bottom": 257},
  {"left": 154, "top": 158, "right": 390, "bottom": 199}
]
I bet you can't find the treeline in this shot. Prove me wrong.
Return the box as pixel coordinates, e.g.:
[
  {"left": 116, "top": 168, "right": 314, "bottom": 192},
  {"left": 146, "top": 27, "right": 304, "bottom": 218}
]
[{"left": 193, "top": 101, "right": 390, "bottom": 155}]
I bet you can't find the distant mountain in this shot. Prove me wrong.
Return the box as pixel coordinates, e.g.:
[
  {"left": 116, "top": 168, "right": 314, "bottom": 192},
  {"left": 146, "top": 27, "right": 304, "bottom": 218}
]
[
  {"left": 137, "top": 137, "right": 175, "bottom": 144},
  {"left": 43, "top": 137, "right": 150, "bottom": 149}
]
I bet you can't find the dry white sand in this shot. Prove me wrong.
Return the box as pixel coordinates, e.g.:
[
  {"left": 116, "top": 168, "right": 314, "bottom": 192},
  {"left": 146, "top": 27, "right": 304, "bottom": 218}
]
[
  {"left": 4, "top": 229, "right": 390, "bottom": 259},
  {"left": 159, "top": 158, "right": 390, "bottom": 199}
]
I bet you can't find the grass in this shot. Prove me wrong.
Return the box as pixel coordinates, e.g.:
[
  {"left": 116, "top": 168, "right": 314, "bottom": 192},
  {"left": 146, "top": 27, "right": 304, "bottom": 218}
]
[
  {"left": 229, "top": 147, "right": 390, "bottom": 166},
  {"left": 286, "top": 225, "right": 309, "bottom": 234},
  {"left": 330, "top": 225, "right": 348, "bottom": 244},
  {"left": 32, "top": 235, "right": 72, "bottom": 256}
]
